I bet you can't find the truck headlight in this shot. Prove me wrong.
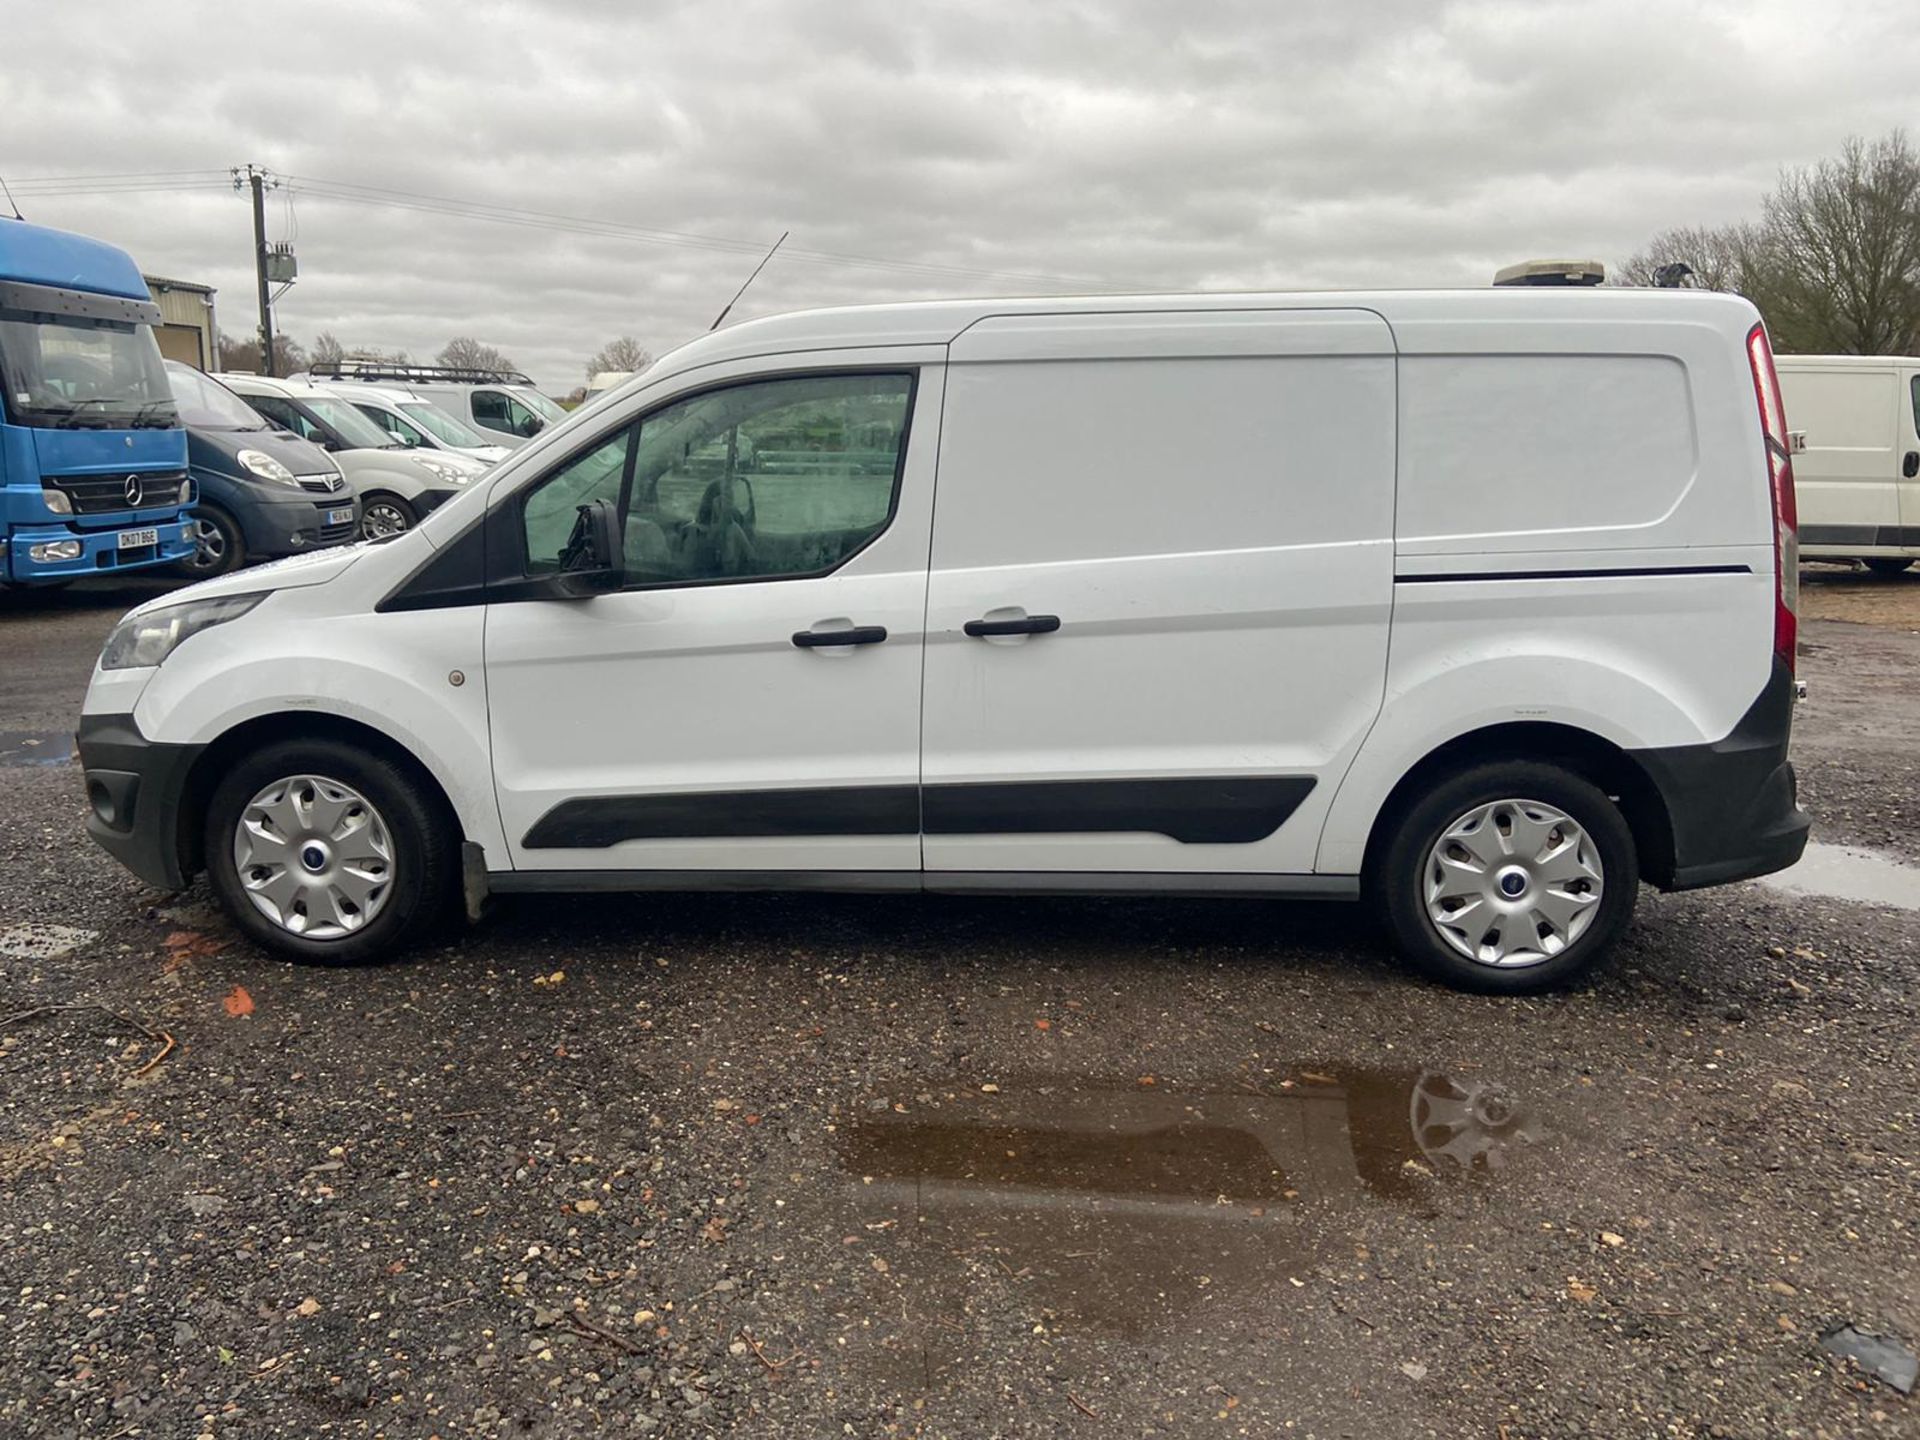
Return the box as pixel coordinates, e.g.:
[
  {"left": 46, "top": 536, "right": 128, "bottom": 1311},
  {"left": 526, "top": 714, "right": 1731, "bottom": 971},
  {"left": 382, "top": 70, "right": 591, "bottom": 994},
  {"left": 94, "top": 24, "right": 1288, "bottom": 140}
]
[
  {"left": 29, "top": 540, "right": 83, "bottom": 562},
  {"left": 99, "top": 593, "right": 265, "bottom": 671},
  {"left": 414, "top": 456, "right": 472, "bottom": 485},
  {"left": 236, "top": 450, "right": 301, "bottom": 487},
  {"left": 41, "top": 488, "right": 73, "bottom": 515}
]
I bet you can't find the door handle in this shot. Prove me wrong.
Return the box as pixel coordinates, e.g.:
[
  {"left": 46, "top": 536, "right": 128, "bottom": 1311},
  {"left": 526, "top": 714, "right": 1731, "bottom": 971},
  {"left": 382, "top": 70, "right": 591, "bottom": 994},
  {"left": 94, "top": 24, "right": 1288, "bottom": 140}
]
[
  {"left": 792, "top": 625, "right": 888, "bottom": 648},
  {"left": 1905, "top": 451, "right": 1918, "bottom": 478},
  {"left": 963, "top": 614, "right": 1061, "bottom": 638}
]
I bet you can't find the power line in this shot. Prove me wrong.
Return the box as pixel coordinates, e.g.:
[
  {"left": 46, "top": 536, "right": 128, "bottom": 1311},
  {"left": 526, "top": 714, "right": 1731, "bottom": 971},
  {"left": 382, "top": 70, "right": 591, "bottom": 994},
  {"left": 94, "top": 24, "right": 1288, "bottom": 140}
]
[{"left": 8, "top": 165, "right": 1155, "bottom": 291}]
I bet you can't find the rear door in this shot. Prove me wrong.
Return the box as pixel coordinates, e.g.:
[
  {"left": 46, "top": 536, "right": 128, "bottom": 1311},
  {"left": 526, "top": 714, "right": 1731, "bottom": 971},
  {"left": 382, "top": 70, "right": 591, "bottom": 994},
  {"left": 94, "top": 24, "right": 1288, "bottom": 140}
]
[
  {"left": 1780, "top": 364, "right": 1901, "bottom": 553},
  {"left": 918, "top": 309, "right": 1397, "bottom": 879},
  {"left": 1902, "top": 371, "right": 1920, "bottom": 551}
]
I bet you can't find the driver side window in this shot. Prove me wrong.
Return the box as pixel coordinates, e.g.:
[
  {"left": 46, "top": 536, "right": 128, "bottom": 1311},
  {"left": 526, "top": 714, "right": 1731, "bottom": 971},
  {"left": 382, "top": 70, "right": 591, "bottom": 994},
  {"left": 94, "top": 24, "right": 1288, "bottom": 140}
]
[{"left": 516, "top": 371, "right": 914, "bottom": 587}]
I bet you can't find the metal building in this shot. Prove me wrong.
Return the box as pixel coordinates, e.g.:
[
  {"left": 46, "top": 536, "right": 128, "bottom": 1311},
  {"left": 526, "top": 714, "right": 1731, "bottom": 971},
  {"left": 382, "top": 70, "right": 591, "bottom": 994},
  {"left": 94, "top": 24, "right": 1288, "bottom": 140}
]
[{"left": 143, "top": 274, "right": 217, "bottom": 369}]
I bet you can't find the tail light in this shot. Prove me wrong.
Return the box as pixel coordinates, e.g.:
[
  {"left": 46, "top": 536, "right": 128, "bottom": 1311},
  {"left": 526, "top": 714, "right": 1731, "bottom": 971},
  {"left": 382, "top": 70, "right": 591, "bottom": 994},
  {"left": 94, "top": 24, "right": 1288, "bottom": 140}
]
[{"left": 1746, "top": 322, "right": 1798, "bottom": 675}]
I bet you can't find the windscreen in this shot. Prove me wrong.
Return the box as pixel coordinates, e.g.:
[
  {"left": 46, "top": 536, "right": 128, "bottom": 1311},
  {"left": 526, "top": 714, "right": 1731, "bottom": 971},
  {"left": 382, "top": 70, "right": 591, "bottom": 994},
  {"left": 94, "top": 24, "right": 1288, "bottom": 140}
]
[
  {"left": 300, "top": 394, "right": 405, "bottom": 449},
  {"left": 519, "top": 387, "right": 566, "bottom": 422},
  {"left": 0, "top": 309, "right": 175, "bottom": 429},
  {"left": 400, "top": 400, "right": 490, "bottom": 447},
  {"left": 166, "top": 362, "right": 268, "bottom": 429}
]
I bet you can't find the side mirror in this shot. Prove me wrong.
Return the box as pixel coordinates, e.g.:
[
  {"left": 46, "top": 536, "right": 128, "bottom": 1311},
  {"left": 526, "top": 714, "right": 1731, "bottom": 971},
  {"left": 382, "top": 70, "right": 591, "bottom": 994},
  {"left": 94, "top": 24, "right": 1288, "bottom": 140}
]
[
  {"left": 522, "top": 415, "right": 546, "bottom": 437},
  {"left": 555, "top": 498, "right": 623, "bottom": 596}
]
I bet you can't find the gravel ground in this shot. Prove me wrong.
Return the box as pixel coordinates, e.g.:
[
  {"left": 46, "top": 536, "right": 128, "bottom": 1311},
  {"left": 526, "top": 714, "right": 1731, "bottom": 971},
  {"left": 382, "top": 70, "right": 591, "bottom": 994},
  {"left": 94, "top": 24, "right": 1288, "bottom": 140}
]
[{"left": 0, "top": 573, "right": 1915, "bottom": 1439}]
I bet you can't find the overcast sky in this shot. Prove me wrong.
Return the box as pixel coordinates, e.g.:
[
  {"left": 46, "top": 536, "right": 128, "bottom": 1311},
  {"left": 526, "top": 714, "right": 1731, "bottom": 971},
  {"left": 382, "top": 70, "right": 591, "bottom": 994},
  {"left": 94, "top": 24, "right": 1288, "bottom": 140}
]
[{"left": 4, "top": 0, "right": 1914, "bottom": 391}]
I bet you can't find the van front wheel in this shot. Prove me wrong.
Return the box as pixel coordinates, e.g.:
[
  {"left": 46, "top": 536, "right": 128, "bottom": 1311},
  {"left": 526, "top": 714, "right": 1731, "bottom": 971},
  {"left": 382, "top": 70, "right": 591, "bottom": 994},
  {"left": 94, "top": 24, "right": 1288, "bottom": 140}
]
[
  {"left": 204, "top": 738, "right": 454, "bottom": 965},
  {"left": 1376, "top": 762, "right": 1638, "bottom": 993}
]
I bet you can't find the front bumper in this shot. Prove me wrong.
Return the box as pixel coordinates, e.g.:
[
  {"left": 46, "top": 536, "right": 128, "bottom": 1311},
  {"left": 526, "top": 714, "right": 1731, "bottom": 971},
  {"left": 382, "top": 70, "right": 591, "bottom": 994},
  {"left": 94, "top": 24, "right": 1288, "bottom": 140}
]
[
  {"left": 76, "top": 712, "right": 205, "bottom": 892},
  {"left": 5, "top": 517, "right": 194, "bottom": 584},
  {"left": 1631, "top": 658, "right": 1811, "bottom": 891},
  {"left": 238, "top": 491, "right": 359, "bottom": 558}
]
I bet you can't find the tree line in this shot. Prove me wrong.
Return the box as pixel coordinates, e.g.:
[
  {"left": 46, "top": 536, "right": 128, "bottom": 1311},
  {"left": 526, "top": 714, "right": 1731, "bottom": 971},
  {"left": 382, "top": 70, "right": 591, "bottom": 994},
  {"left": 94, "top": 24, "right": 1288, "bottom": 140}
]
[
  {"left": 212, "top": 332, "right": 653, "bottom": 390},
  {"left": 1619, "top": 130, "right": 1920, "bottom": 354}
]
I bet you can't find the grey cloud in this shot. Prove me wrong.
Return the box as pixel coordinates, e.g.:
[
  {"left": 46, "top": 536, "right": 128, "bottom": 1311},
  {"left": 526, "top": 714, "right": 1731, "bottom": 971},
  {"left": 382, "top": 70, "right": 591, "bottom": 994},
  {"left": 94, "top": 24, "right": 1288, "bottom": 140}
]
[{"left": 3, "top": 0, "right": 1912, "bottom": 389}]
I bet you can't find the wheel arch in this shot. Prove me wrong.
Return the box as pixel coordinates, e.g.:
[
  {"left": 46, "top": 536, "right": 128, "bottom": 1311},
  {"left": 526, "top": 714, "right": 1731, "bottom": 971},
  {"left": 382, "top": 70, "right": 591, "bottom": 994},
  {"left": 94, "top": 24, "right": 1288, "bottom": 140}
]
[
  {"left": 1357, "top": 721, "right": 1675, "bottom": 888},
  {"left": 176, "top": 711, "right": 463, "bottom": 881}
]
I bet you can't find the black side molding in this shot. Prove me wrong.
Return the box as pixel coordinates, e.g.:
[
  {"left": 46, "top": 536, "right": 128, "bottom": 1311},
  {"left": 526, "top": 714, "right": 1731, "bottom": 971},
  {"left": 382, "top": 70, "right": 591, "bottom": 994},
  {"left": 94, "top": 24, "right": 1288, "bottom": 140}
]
[
  {"left": 523, "top": 775, "right": 1318, "bottom": 850},
  {"left": 1397, "top": 564, "right": 1751, "bottom": 584},
  {"left": 524, "top": 785, "right": 919, "bottom": 849},
  {"left": 922, "top": 776, "right": 1314, "bottom": 845},
  {"left": 1800, "top": 523, "right": 1920, "bottom": 549}
]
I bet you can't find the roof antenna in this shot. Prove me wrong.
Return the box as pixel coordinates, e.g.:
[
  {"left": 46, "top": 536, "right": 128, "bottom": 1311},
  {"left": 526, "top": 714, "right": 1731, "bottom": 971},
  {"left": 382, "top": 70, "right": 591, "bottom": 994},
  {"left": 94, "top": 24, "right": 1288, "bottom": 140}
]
[
  {"left": 710, "top": 231, "right": 788, "bottom": 331},
  {"left": 0, "top": 174, "right": 23, "bottom": 221}
]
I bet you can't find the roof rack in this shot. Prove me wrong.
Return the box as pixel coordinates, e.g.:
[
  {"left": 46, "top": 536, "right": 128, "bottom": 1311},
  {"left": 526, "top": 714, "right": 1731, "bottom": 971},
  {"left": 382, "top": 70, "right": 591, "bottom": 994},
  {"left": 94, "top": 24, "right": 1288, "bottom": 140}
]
[{"left": 307, "top": 358, "right": 536, "bottom": 386}]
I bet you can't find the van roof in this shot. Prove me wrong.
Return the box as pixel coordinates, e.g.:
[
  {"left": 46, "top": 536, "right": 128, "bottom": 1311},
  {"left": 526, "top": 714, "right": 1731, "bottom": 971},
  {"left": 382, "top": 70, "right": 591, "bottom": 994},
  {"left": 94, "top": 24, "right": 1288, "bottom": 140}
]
[
  {"left": 0, "top": 217, "right": 151, "bottom": 301},
  {"left": 646, "top": 286, "right": 1761, "bottom": 376}
]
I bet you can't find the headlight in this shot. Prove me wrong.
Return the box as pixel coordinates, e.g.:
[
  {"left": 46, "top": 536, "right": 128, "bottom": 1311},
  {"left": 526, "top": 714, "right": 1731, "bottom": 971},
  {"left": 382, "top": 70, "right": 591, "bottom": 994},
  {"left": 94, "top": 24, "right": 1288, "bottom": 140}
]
[
  {"left": 41, "top": 487, "right": 73, "bottom": 515},
  {"left": 236, "top": 450, "right": 300, "bottom": 487},
  {"left": 176, "top": 479, "right": 193, "bottom": 503},
  {"left": 414, "top": 456, "right": 471, "bottom": 485},
  {"left": 99, "top": 593, "right": 265, "bottom": 671}
]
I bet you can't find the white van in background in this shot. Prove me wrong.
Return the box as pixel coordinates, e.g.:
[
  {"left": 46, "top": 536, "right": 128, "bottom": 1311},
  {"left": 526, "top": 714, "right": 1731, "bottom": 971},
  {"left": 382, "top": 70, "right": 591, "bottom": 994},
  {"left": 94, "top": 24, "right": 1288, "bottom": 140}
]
[
  {"left": 318, "top": 384, "right": 512, "bottom": 466},
  {"left": 308, "top": 360, "right": 566, "bottom": 449},
  {"left": 78, "top": 288, "right": 1807, "bottom": 993},
  {"left": 1775, "top": 356, "right": 1920, "bottom": 575}
]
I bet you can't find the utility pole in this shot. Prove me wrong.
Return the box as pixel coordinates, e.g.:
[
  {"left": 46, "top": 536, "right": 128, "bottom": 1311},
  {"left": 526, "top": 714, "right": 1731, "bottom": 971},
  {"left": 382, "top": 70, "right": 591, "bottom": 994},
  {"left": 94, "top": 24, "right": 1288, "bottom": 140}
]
[{"left": 243, "top": 165, "right": 276, "bottom": 375}]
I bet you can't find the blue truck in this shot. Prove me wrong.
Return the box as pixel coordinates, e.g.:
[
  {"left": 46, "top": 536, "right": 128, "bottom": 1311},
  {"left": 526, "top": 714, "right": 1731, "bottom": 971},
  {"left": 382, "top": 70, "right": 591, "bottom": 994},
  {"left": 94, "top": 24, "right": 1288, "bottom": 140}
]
[{"left": 0, "top": 218, "right": 194, "bottom": 586}]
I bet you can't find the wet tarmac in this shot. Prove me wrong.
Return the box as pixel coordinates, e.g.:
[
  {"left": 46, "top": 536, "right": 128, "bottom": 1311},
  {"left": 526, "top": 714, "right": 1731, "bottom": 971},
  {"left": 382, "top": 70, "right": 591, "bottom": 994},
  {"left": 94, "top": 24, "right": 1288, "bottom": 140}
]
[{"left": 1757, "top": 840, "right": 1920, "bottom": 911}]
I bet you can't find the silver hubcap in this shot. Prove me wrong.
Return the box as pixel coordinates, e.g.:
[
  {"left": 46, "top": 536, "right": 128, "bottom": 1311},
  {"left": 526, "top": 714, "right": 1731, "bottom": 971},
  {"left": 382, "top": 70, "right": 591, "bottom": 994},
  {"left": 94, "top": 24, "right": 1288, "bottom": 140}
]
[
  {"left": 232, "top": 774, "right": 395, "bottom": 940},
  {"left": 189, "top": 518, "right": 226, "bottom": 567},
  {"left": 1423, "top": 798, "right": 1604, "bottom": 968},
  {"left": 361, "top": 503, "right": 409, "bottom": 540}
]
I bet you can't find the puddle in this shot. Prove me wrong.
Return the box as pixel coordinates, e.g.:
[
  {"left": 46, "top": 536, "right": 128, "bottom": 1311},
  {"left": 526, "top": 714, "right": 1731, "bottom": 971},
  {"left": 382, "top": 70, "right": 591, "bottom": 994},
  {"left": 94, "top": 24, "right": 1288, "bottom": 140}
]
[
  {"left": 1757, "top": 842, "right": 1920, "bottom": 911},
  {"left": 0, "top": 731, "right": 74, "bottom": 767},
  {"left": 828, "top": 1069, "right": 1540, "bottom": 1361}
]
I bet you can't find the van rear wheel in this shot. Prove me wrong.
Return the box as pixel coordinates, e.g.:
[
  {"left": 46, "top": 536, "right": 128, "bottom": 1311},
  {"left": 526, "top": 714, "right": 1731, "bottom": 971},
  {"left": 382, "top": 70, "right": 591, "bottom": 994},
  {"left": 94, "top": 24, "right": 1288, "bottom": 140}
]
[
  {"left": 204, "top": 738, "right": 454, "bottom": 965},
  {"left": 1376, "top": 761, "right": 1638, "bottom": 993},
  {"left": 1863, "top": 557, "right": 1913, "bottom": 577}
]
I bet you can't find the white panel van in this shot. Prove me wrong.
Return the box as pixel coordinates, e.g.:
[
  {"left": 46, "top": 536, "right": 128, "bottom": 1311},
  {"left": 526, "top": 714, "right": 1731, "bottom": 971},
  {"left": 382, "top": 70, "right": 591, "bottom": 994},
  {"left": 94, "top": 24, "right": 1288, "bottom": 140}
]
[
  {"left": 78, "top": 289, "right": 1808, "bottom": 992},
  {"left": 1775, "top": 355, "right": 1920, "bottom": 574}
]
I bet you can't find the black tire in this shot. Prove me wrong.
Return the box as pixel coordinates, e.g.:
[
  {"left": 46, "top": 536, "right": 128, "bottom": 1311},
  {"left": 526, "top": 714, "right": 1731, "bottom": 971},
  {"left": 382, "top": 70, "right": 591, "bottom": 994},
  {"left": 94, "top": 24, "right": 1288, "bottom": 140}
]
[
  {"left": 359, "top": 492, "right": 416, "bottom": 541},
  {"left": 204, "top": 737, "right": 455, "bottom": 965},
  {"left": 1863, "top": 557, "right": 1913, "bottom": 577},
  {"left": 176, "top": 504, "right": 244, "bottom": 578},
  {"left": 1373, "top": 761, "right": 1638, "bottom": 994}
]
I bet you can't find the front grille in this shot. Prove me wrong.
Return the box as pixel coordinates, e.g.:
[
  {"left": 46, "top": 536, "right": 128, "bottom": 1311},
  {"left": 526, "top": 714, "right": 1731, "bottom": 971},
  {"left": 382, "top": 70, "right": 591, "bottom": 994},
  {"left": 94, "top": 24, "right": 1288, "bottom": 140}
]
[
  {"left": 47, "top": 470, "right": 188, "bottom": 516},
  {"left": 313, "top": 500, "right": 357, "bottom": 544},
  {"left": 298, "top": 474, "right": 343, "bottom": 494}
]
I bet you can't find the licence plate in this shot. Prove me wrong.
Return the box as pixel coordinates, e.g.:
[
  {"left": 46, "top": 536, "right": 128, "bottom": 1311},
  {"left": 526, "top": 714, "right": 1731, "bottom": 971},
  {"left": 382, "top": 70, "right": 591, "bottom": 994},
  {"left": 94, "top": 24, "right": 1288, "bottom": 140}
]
[
  {"left": 325, "top": 507, "right": 355, "bottom": 526},
  {"left": 117, "top": 527, "right": 158, "bottom": 549}
]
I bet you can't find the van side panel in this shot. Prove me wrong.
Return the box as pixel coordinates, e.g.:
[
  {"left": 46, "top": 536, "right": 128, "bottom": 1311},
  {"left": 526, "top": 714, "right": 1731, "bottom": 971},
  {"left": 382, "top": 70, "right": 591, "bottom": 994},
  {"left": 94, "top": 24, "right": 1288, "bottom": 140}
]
[
  {"left": 921, "top": 309, "right": 1396, "bottom": 876},
  {"left": 1317, "top": 294, "right": 1778, "bottom": 876},
  {"left": 1396, "top": 355, "right": 1696, "bottom": 545}
]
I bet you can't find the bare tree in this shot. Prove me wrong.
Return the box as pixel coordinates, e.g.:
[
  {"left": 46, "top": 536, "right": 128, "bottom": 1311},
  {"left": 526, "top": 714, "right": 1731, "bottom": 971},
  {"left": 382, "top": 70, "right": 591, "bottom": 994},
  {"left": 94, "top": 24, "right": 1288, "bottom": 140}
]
[
  {"left": 215, "top": 330, "right": 308, "bottom": 374},
  {"left": 311, "top": 331, "right": 346, "bottom": 366},
  {"left": 438, "top": 336, "right": 518, "bottom": 373},
  {"left": 1617, "top": 131, "right": 1920, "bottom": 354},
  {"left": 1613, "top": 224, "right": 1757, "bottom": 292},
  {"left": 1758, "top": 132, "right": 1920, "bottom": 354},
  {"left": 586, "top": 336, "right": 653, "bottom": 378}
]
